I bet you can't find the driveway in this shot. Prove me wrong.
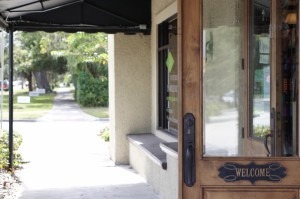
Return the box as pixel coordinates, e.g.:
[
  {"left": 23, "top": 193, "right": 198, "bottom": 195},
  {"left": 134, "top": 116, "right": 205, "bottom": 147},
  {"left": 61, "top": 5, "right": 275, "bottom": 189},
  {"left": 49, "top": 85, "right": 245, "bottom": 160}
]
[{"left": 4, "top": 88, "right": 160, "bottom": 199}]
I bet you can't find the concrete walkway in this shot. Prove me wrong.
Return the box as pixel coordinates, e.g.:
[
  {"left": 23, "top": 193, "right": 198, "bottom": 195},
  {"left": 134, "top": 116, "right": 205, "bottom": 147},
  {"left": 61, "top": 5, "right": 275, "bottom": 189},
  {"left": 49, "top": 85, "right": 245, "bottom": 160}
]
[{"left": 7, "top": 88, "right": 161, "bottom": 199}]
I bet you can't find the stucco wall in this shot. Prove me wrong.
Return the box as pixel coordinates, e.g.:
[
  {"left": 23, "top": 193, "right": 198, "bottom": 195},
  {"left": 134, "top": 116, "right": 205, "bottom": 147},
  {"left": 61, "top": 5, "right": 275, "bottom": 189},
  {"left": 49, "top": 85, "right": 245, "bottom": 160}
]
[
  {"left": 153, "top": 0, "right": 176, "bottom": 16},
  {"left": 126, "top": 1, "right": 179, "bottom": 199},
  {"left": 109, "top": 1, "right": 179, "bottom": 198},
  {"left": 108, "top": 33, "right": 152, "bottom": 164},
  {"left": 129, "top": 143, "right": 178, "bottom": 199}
]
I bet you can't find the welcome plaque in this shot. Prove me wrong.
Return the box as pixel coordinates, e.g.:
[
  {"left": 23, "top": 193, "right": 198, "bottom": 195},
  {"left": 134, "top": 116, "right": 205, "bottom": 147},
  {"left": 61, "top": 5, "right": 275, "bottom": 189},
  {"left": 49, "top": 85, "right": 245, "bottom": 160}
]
[{"left": 218, "top": 162, "right": 286, "bottom": 184}]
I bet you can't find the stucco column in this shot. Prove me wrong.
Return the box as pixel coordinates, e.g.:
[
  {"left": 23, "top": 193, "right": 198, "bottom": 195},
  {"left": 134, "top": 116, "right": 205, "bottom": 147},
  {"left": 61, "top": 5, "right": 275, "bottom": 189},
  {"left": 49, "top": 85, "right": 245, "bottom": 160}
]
[{"left": 108, "top": 33, "right": 152, "bottom": 164}]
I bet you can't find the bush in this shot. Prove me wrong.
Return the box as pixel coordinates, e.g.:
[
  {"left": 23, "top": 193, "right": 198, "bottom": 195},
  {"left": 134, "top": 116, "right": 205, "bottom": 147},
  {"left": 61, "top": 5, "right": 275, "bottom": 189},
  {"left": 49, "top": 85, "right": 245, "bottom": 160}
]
[
  {"left": 75, "top": 72, "right": 108, "bottom": 107},
  {"left": 0, "top": 130, "right": 23, "bottom": 170},
  {"left": 100, "top": 127, "right": 109, "bottom": 142},
  {"left": 254, "top": 125, "right": 270, "bottom": 138}
]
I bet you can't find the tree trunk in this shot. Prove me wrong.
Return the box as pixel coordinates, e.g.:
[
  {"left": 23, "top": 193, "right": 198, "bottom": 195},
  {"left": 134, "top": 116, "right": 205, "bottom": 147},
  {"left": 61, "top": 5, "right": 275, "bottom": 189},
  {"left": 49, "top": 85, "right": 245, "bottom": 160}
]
[
  {"left": 28, "top": 72, "right": 33, "bottom": 91},
  {"left": 23, "top": 72, "right": 33, "bottom": 91},
  {"left": 34, "top": 71, "right": 51, "bottom": 92}
]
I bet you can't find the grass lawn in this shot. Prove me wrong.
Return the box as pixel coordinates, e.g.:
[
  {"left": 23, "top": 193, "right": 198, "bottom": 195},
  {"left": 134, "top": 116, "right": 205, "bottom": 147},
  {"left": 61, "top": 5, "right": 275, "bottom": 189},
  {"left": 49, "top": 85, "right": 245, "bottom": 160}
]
[
  {"left": 1, "top": 89, "right": 55, "bottom": 120},
  {"left": 80, "top": 106, "right": 109, "bottom": 118}
]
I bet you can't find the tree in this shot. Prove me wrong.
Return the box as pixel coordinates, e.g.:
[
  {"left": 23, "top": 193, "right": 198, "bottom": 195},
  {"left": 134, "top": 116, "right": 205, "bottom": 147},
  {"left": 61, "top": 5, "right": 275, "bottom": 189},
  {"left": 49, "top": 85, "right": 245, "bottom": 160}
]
[
  {"left": 32, "top": 53, "right": 67, "bottom": 91},
  {"left": 17, "top": 31, "right": 68, "bottom": 92},
  {"left": 52, "top": 32, "right": 109, "bottom": 106},
  {"left": 15, "top": 31, "right": 108, "bottom": 106}
]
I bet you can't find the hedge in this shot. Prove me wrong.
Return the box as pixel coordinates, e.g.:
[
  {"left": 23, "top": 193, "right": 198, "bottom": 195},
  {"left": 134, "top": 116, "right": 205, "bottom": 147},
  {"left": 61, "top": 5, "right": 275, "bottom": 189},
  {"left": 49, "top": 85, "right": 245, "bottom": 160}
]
[{"left": 75, "top": 72, "right": 108, "bottom": 107}]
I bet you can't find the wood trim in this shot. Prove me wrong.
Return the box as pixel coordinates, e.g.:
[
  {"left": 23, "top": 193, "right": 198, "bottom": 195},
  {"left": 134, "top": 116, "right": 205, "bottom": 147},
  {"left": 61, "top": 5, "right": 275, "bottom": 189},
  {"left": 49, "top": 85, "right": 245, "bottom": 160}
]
[
  {"left": 180, "top": 0, "right": 201, "bottom": 198},
  {"left": 243, "top": 0, "right": 250, "bottom": 153},
  {"left": 271, "top": 0, "right": 282, "bottom": 156},
  {"left": 178, "top": 0, "right": 183, "bottom": 197},
  {"left": 298, "top": 2, "right": 300, "bottom": 157},
  {"left": 203, "top": 188, "right": 298, "bottom": 199}
]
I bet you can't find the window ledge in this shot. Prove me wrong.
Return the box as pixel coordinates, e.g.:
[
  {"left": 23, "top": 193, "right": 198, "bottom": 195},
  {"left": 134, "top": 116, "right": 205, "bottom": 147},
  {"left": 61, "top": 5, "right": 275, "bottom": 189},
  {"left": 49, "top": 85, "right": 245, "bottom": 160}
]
[
  {"left": 127, "top": 133, "right": 167, "bottom": 170},
  {"left": 160, "top": 142, "right": 178, "bottom": 159}
]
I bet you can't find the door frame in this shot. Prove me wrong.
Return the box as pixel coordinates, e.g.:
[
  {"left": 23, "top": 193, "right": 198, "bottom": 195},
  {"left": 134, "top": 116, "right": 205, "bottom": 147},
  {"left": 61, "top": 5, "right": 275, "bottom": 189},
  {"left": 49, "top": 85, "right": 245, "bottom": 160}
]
[
  {"left": 178, "top": 0, "right": 202, "bottom": 198},
  {"left": 178, "top": 0, "right": 300, "bottom": 199}
]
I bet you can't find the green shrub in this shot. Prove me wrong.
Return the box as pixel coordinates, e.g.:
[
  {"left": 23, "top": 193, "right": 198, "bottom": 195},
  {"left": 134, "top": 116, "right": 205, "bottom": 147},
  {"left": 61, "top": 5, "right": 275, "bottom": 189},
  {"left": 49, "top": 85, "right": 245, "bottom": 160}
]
[
  {"left": 100, "top": 127, "right": 109, "bottom": 142},
  {"left": 254, "top": 125, "right": 270, "bottom": 138},
  {"left": 0, "top": 130, "right": 23, "bottom": 170},
  {"left": 75, "top": 72, "right": 108, "bottom": 107}
]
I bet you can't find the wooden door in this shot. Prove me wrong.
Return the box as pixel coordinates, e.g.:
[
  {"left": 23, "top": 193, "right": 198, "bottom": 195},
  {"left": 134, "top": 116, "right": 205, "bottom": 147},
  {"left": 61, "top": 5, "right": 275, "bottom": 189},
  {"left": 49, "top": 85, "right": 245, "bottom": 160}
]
[{"left": 179, "top": 0, "right": 300, "bottom": 198}]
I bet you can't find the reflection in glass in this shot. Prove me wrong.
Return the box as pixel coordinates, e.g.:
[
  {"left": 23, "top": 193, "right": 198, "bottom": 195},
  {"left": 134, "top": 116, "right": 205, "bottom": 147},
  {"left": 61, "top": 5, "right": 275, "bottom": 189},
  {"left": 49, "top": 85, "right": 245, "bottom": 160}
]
[
  {"left": 249, "top": 1, "right": 271, "bottom": 140},
  {"left": 280, "top": 0, "right": 299, "bottom": 156},
  {"left": 202, "top": 0, "right": 299, "bottom": 157},
  {"left": 167, "top": 19, "right": 178, "bottom": 133},
  {"left": 203, "top": 0, "right": 243, "bottom": 156}
]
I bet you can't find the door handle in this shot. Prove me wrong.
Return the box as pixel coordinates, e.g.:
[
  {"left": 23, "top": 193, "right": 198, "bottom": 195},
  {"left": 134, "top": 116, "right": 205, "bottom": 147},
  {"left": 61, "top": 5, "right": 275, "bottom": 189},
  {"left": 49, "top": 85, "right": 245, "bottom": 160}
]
[
  {"left": 264, "top": 133, "right": 272, "bottom": 157},
  {"left": 265, "top": 108, "right": 276, "bottom": 157},
  {"left": 183, "top": 113, "right": 196, "bottom": 187},
  {"left": 185, "top": 145, "right": 194, "bottom": 186}
]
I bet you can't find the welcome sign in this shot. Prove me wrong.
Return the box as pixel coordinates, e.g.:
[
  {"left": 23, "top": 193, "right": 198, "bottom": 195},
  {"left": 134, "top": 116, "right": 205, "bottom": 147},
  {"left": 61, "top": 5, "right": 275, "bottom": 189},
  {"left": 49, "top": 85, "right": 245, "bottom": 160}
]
[{"left": 218, "top": 162, "right": 286, "bottom": 184}]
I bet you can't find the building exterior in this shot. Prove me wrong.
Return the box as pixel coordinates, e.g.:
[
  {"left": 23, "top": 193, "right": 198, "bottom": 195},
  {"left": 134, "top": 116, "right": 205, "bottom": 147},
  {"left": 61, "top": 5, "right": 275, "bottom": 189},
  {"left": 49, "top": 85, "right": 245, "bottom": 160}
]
[
  {"left": 108, "top": 1, "right": 178, "bottom": 199},
  {"left": 1, "top": 0, "right": 300, "bottom": 199},
  {"left": 109, "top": 0, "right": 300, "bottom": 199}
]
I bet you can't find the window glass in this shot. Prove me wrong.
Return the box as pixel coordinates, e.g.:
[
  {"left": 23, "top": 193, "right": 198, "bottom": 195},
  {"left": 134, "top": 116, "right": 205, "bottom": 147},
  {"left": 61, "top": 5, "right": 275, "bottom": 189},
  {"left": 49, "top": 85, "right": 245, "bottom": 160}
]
[
  {"left": 249, "top": 1, "right": 271, "bottom": 141},
  {"left": 158, "top": 18, "right": 178, "bottom": 135},
  {"left": 203, "top": 0, "right": 300, "bottom": 157},
  {"left": 203, "top": 0, "right": 244, "bottom": 156}
]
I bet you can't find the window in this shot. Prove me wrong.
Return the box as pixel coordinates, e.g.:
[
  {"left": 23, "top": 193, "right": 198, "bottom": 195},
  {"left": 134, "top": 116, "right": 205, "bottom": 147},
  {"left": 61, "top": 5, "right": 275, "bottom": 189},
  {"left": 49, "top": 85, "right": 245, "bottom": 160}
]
[
  {"left": 202, "top": 0, "right": 299, "bottom": 157},
  {"left": 158, "top": 17, "right": 178, "bottom": 136}
]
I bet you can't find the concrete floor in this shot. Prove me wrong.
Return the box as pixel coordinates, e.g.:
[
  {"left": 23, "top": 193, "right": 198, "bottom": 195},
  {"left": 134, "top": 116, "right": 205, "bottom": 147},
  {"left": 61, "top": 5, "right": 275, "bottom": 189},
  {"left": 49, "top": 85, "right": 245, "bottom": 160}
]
[{"left": 3, "top": 88, "right": 161, "bottom": 199}]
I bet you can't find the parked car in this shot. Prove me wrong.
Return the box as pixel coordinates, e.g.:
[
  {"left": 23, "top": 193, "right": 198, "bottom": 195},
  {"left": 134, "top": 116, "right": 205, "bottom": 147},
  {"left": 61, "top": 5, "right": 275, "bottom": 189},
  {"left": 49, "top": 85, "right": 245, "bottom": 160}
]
[
  {"left": 0, "top": 80, "right": 9, "bottom": 91},
  {"left": 222, "top": 90, "right": 235, "bottom": 104}
]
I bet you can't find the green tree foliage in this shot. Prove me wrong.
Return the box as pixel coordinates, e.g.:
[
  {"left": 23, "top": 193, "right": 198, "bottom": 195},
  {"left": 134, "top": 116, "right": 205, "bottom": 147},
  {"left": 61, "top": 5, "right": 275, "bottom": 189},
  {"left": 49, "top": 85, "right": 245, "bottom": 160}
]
[
  {"left": 14, "top": 31, "right": 108, "bottom": 106},
  {"left": 61, "top": 33, "right": 108, "bottom": 107},
  {"left": 16, "top": 31, "right": 68, "bottom": 92},
  {"left": 66, "top": 32, "right": 107, "bottom": 64}
]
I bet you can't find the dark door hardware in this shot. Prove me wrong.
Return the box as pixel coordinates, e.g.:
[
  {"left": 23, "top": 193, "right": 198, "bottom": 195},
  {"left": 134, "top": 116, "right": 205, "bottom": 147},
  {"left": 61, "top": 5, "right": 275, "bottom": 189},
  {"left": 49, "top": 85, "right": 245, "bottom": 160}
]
[{"left": 183, "top": 113, "right": 196, "bottom": 187}]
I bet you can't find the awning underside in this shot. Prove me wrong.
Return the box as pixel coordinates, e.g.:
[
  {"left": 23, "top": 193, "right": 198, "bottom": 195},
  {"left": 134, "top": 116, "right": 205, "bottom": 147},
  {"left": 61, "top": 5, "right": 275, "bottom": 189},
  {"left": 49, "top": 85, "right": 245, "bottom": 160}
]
[{"left": 0, "top": 0, "right": 151, "bottom": 34}]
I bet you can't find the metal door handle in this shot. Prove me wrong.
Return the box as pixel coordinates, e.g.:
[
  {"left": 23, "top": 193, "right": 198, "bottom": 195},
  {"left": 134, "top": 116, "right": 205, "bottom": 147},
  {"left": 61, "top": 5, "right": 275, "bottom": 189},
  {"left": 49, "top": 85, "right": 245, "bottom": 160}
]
[
  {"left": 183, "top": 113, "right": 196, "bottom": 187},
  {"left": 185, "top": 145, "right": 194, "bottom": 186},
  {"left": 264, "top": 133, "right": 272, "bottom": 157},
  {"left": 265, "top": 108, "right": 276, "bottom": 157}
]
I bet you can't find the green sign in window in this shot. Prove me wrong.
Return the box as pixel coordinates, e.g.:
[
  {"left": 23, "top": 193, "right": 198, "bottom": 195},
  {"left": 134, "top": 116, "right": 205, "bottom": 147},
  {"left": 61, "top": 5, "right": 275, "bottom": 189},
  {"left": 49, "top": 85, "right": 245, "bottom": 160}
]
[{"left": 166, "top": 51, "right": 174, "bottom": 73}]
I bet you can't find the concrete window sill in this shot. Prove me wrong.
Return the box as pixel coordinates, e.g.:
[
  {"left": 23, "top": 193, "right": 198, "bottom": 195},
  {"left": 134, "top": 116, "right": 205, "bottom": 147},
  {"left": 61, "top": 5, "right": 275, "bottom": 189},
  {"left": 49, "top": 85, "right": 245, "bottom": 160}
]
[
  {"left": 160, "top": 142, "right": 178, "bottom": 159},
  {"left": 127, "top": 133, "right": 168, "bottom": 170}
]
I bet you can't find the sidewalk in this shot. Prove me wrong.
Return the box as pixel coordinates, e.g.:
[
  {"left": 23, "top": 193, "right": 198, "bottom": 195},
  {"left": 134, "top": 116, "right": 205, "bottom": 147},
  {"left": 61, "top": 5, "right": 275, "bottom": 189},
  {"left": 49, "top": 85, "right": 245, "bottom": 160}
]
[{"left": 9, "top": 88, "right": 161, "bottom": 199}]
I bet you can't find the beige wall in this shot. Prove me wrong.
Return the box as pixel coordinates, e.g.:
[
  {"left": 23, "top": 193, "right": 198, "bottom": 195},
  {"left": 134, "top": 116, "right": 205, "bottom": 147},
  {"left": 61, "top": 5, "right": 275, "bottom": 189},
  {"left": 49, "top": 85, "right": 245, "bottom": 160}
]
[
  {"left": 109, "top": 0, "right": 179, "bottom": 198},
  {"left": 129, "top": 143, "right": 178, "bottom": 199},
  {"left": 109, "top": 33, "right": 152, "bottom": 164}
]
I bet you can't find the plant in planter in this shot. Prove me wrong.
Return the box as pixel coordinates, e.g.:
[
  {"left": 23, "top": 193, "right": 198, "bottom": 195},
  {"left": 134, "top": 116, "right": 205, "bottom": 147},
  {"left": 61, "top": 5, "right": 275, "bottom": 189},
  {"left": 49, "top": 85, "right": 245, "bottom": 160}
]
[{"left": 254, "top": 125, "right": 270, "bottom": 138}]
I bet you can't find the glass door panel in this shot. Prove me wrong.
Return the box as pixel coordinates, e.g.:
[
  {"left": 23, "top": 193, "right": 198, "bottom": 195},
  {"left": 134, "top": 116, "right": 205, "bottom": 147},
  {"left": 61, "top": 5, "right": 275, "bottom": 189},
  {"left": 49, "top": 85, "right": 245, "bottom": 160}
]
[
  {"left": 280, "top": 0, "right": 299, "bottom": 156},
  {"left": 248, "top": 0, "right": 272, "bottom": 156},
  {"left": 203, "top": 0, "right": 299, "bottom": 157},
  {"left": 249, "top": 0, "right": 299, "bottom": 157},
  {"left": 203, "top": 0, "right": 244, "bottom": 156}
]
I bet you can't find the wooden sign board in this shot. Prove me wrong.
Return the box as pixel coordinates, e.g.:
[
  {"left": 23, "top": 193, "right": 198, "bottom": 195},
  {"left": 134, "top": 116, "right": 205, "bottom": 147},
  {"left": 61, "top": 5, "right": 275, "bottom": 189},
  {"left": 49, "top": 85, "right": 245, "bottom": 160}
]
[{"left": 219, "top": 162, "right": 286, "bottom": 184}]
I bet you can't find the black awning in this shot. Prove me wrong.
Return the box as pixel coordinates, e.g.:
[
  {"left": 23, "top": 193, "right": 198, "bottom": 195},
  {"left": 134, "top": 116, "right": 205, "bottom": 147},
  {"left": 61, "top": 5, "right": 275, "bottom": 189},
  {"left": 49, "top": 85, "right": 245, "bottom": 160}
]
[{"left": 0, "top": 0, "right": 151, "bottom": 34}]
